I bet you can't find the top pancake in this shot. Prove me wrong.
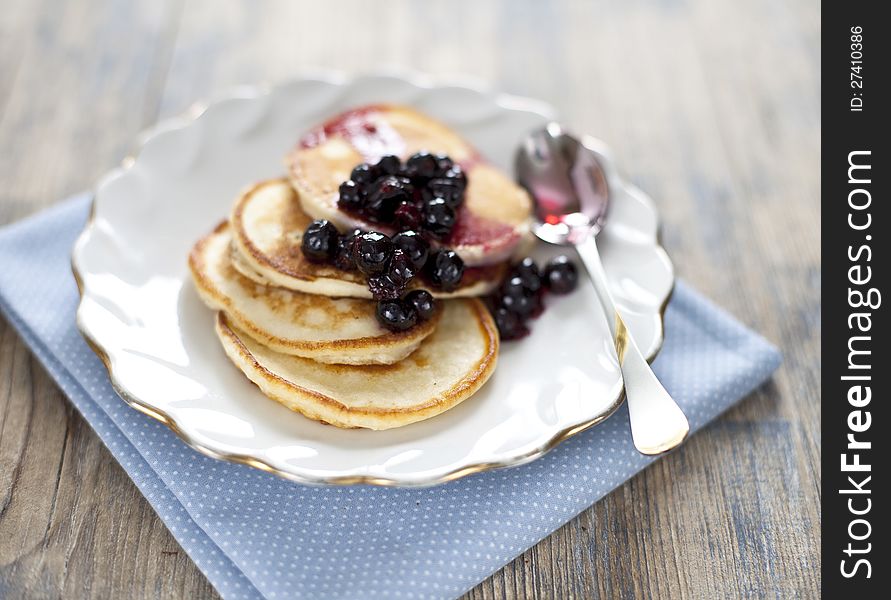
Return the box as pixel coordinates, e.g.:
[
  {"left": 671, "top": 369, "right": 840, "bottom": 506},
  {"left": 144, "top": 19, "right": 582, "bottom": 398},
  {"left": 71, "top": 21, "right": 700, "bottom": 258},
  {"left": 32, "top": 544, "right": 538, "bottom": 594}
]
[
  {"left": 285, "top": 104, "right": 534, "bottom": 267},
  {"left": 230, "top": 179, "right": 507, "bottom": 299}
]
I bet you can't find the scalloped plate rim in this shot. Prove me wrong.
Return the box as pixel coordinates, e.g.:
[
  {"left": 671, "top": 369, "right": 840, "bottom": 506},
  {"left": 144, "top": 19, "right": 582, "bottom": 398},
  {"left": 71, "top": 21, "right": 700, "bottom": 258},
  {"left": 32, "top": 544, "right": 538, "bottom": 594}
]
[{"left": 71, "top": 70, "right": 673, "bottom": 487}]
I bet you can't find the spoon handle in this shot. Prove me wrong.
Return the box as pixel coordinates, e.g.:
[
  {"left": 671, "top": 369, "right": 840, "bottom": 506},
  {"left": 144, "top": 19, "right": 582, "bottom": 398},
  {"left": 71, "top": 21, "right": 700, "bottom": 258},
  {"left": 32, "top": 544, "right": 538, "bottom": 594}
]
[{"left": 575, "top": 235, "right": 690, "bottom": 455}]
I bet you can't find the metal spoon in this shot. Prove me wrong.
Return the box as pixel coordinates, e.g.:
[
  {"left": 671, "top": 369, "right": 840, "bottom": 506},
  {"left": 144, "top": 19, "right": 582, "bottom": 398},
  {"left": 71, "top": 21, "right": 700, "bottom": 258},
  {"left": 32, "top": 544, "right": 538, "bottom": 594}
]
[{"left": 515, "top": 123, "right": 689, "bottom": 455}]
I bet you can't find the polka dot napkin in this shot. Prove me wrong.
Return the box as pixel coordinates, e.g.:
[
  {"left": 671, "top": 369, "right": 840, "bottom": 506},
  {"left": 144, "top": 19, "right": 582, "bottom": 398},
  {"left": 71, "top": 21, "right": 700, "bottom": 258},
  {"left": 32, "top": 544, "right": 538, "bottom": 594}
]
[{"left": 0, "top": 195, "right": 781, "bottom": 600}]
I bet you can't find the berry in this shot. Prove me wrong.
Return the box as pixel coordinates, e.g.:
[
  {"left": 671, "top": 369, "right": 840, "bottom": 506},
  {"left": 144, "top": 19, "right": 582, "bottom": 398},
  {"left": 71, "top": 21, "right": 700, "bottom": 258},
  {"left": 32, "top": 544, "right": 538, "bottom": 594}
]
[
  {"left": 333, "top": 228, "right": 361, "bottom": 270},
  {"left": 387, "top": 249, "right": 416, "bottom": 287},
  {"left": 500, "top": 276, "right": 537, "bottom": 317},
  {"left": 434, "top": 154, "right": 454, "bottom": 174},
  {"left": 391, "top": 231, "right": 429, "bottom": 269},
  {"left": 337, "top": 180, "right": 363, "bottom": 211},
  {"left": 366, "top": 175, "right": 412, "bottom": 222},
  {"left": 376, "top": 299, "right": 418, "bottom": 332},
  {"left": 368, "top": 274, "right": 402, "bottom": 300},
  {"left": 544, "top": 255, "right": 578, "bottom": 294},
  {"left": 393, "top": 201, "right": 422, "bottom": 230},
  {"left": 442, "top": 165, "right": 467, "bottom": 191},
  {"left": 301, "top": 220, "right": 338, "bottom": 263},
  {"left": 354, "top": 231, "right": 393, "bottom": 275},
  {"left": 425, "top": 249, "right": 464, "bottom": 291},
  {"left": 512, "top": 257, "right": 542, "bottom": 294},
  {"left": 404, "top": 290, "right": 436, "bottom": 321},
  {"left": 374, "top": 154, "right": 402, "bottom": 176},
  {"left": 493, "top": 307, "right": 529, "bottom": 340},
  {"left": 406, "top": 151, "right": 439, "bottom": 180},
  {"left": 350, "top": 163, "right": 375, "bottom": 186},
  {"left": 501, "top": 293, "right": 538, "bottom": 318},
  {"left": 426, "top": 178, "right": 463, "bottom": 209},
  {"left": 422, "top": 197, "right": 457, "bottom": 239},
  {"left": 502, "top": 275, "right": 527, "bottom": 299}
]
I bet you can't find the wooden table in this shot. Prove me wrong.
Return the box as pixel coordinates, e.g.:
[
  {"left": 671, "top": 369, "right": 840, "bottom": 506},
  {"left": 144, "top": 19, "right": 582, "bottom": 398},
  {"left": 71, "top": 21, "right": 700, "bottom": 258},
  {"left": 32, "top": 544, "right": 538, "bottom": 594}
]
[{"left": 0, "top": 0, "right": 820, "bottom": 597}]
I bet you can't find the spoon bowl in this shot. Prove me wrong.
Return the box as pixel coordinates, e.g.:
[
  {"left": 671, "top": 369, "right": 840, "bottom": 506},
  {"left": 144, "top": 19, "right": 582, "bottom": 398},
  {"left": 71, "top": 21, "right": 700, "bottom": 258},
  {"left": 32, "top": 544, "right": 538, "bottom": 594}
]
[{"left": 516, "top": 122, "right": 612, "bottom": 244}]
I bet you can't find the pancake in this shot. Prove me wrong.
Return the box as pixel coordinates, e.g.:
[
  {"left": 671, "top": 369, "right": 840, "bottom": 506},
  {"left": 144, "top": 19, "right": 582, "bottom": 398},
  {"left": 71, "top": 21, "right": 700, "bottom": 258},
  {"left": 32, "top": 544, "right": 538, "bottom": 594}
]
[
  {"left": 189, "top": 222, "right": 439, "bottom": 365},
  {"left": 285, "top": 104, "right": 534, "bottom": 267},
  {"left": 230, "top": 179, "right": 507, "bottom": 298},
  {"left": 215, "top": 298, "right": 498, "bottom": 430}
]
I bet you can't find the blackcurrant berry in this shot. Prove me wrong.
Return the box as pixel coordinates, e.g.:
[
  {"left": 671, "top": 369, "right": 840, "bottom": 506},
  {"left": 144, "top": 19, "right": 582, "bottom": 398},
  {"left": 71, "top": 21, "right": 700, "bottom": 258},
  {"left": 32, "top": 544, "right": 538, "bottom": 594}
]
[
  {"left": 376, "top": 299, "right": 418, "bottom": 332},
  {"left": 406, "top": 151, "right": 439, "bottom": 180},
  {"left": 425, "top": 249, "right": 464, "bottom": 291},
  {"left": 544, "top": 255, "right": 578, "bottom": 294},
  {"left": 493, "top": 306, "right": 529, "bottom": 340},
  {"left": 337, "top": 180, "right": 364, "bottom": 212},
  {"left": 374, "top": 154, "right": 402, "bottom": 177},
  {"left": 422, "top": 197, "right": 457, "bottom": 239},
  {"left": 391, "top": 231, "right": 429, "bottom": 270},
  {"left": 404, "top": 289, "right": 436, "bottom": 321},
  {"left": 301, "top": 220, "right": 338, "bottom": 263},
  {"left": 354, "top": 231, "right": 393, "bottom": 275},
  {"left": 350, "top": 163, "right": 375, "bottom": 186}
]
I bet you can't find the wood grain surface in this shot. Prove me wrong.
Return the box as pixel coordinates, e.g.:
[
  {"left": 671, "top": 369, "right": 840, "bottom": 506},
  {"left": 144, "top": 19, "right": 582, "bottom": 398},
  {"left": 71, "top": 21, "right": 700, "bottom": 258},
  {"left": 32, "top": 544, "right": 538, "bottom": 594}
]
[{"left": 0, "top": 0, "right": 820, "bottom": 597}]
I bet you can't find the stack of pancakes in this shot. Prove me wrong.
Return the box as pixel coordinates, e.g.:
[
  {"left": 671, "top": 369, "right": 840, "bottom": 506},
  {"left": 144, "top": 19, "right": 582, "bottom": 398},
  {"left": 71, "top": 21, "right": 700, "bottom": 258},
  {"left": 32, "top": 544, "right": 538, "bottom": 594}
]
[{"left": 189, "top": 106, "right": 534, "bottom": 430}]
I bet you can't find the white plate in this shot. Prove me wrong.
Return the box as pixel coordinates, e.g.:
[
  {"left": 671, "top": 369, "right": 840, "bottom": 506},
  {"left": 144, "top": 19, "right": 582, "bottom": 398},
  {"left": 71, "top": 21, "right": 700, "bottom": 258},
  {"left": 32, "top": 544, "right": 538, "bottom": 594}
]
[{"left": 72, "top": 72, "right": 674, "bottom": 486}]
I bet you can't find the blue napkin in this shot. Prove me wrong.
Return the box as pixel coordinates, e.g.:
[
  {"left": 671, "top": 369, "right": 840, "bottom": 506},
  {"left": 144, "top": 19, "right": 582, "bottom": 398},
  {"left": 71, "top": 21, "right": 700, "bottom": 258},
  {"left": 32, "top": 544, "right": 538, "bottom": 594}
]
[{"left": 0, "top": 194, "right": 780, "bottom": 600}]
